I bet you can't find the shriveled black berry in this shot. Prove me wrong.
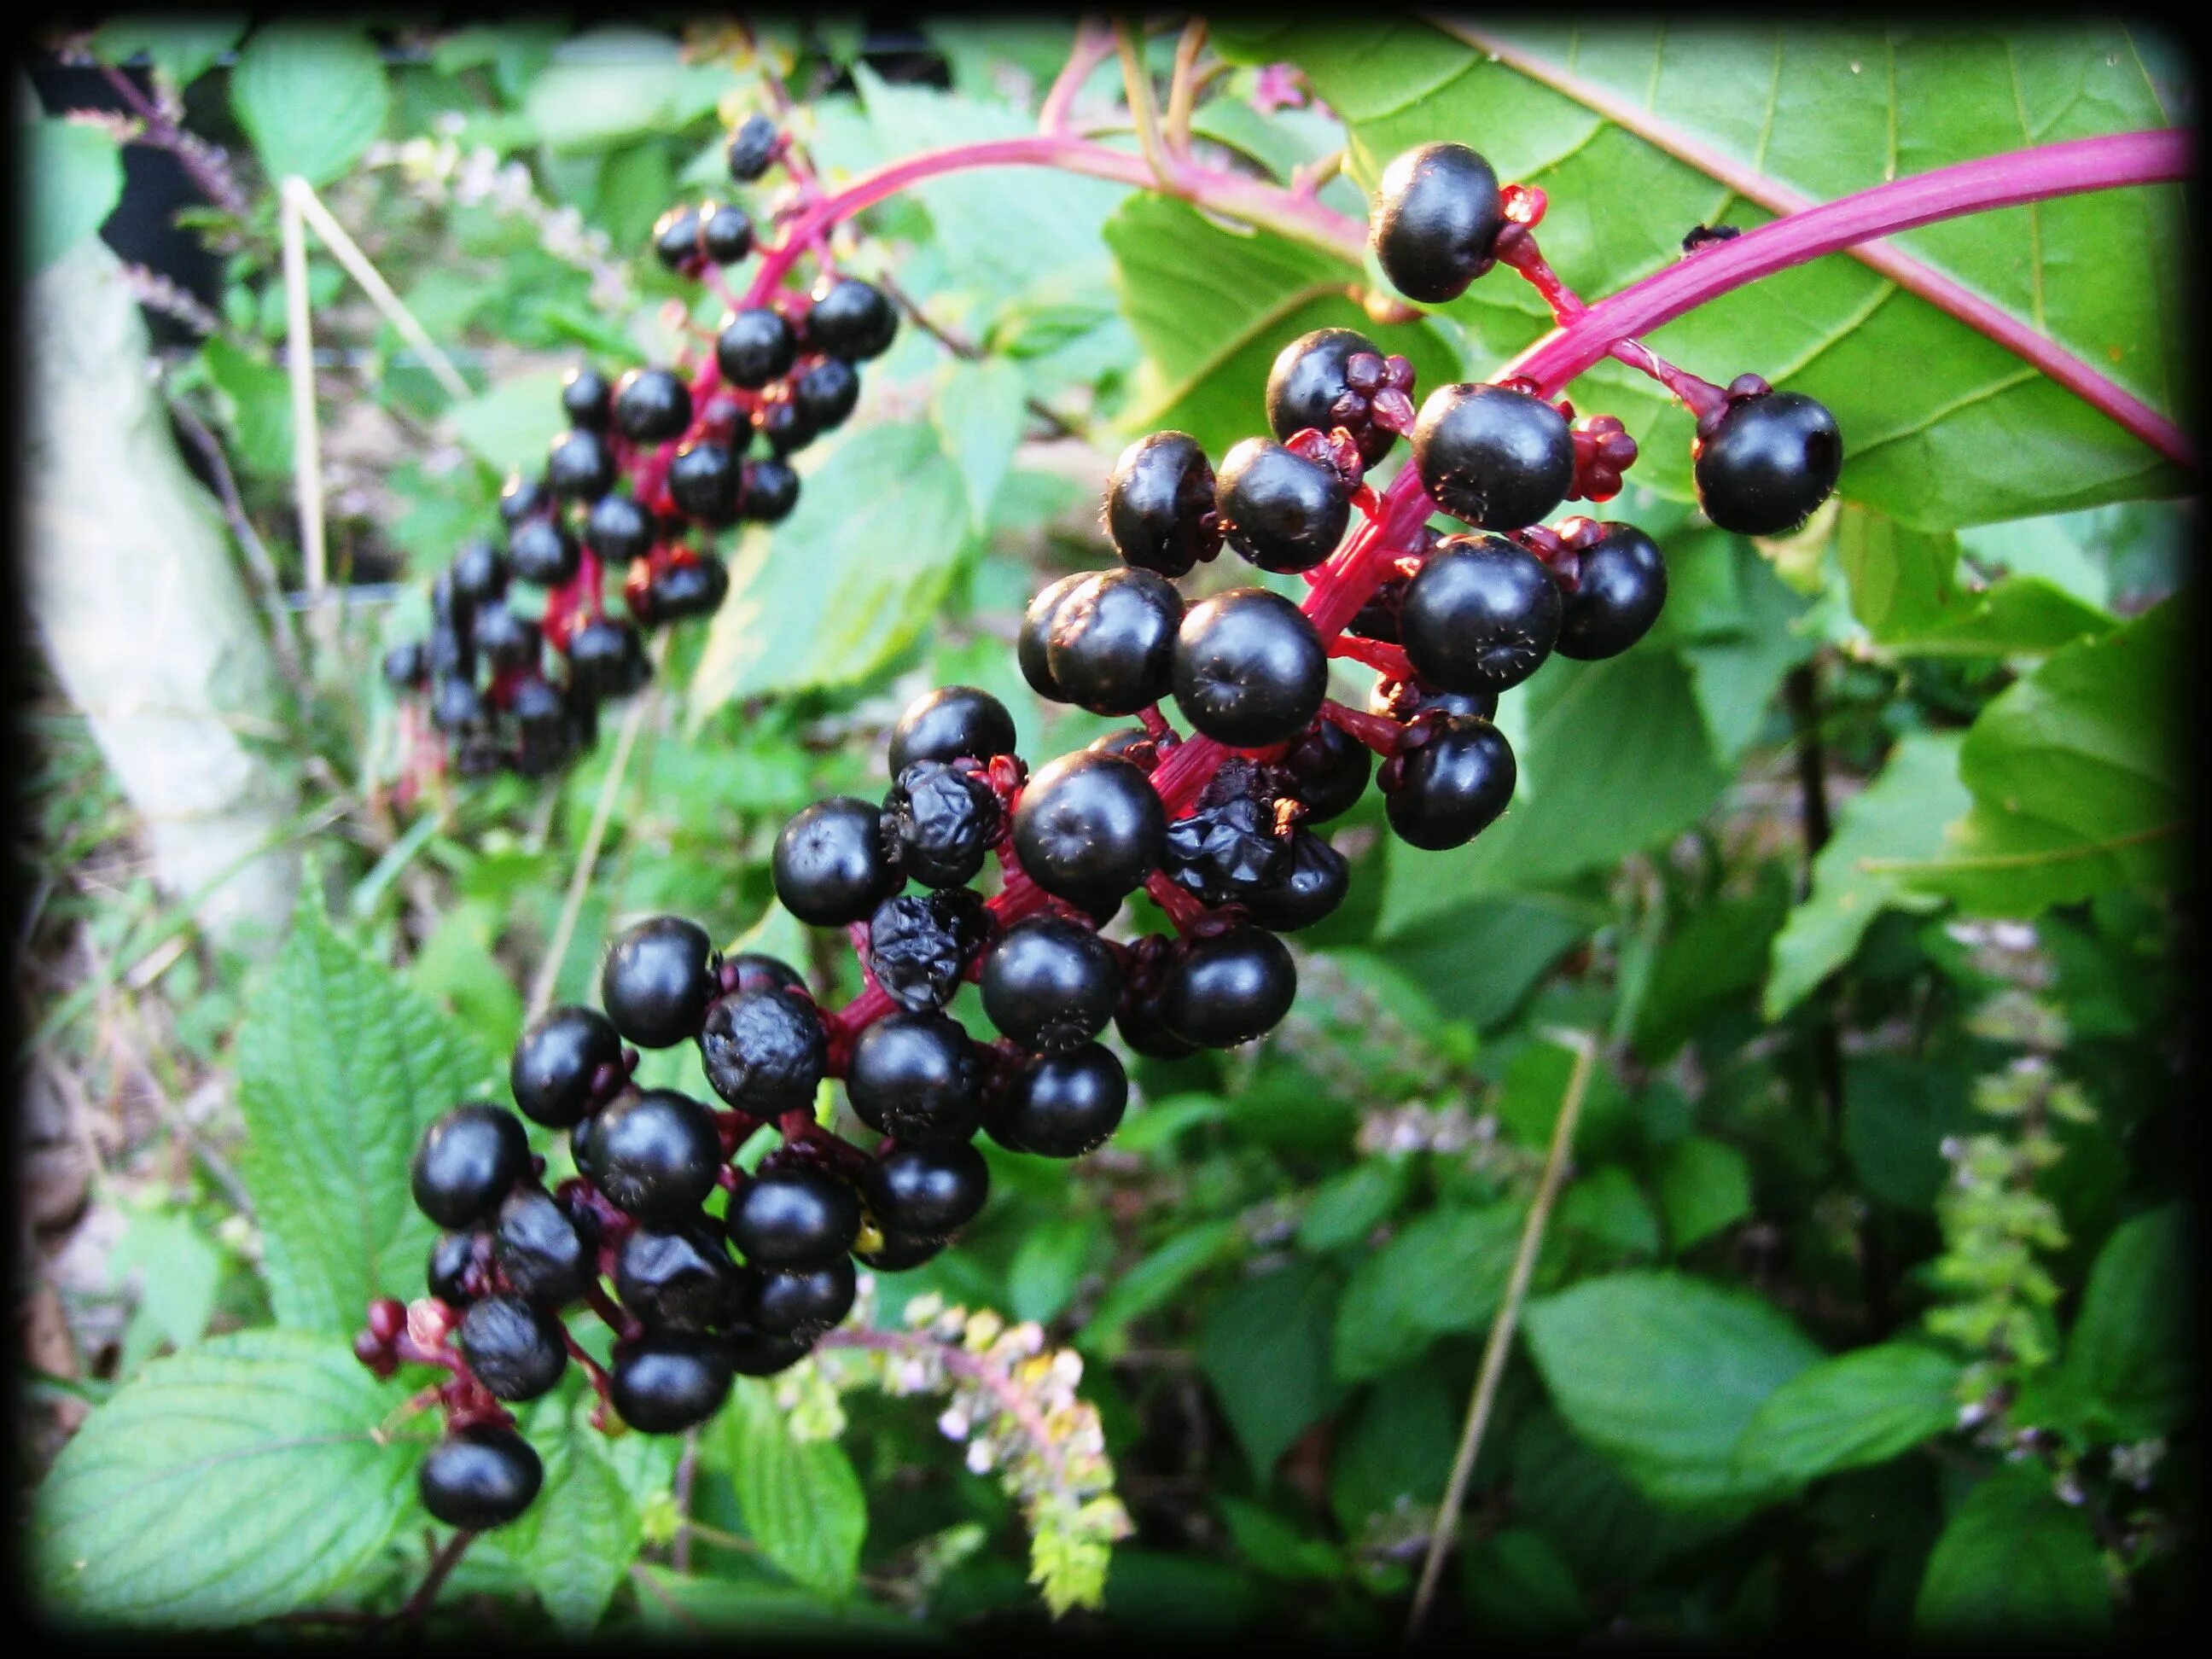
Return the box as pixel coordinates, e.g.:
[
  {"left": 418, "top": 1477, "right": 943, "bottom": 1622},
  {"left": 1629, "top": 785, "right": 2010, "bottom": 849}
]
[
  {"left": 700, "top": 987, "right": 827, "bottom": 1115},
  {"left": 1214, "top": 438, "right": 1349, "bottom": 574},
  {"left": 1266, "top": 327, "right": 1403, "bottom": 465},
  {"left": 616, "top": 1224, "right": 742, "bottom": 1332},
  {"left": 1043, "top": 567, "right": 1182, "bottom": 716},
  {"left": 806, "top": 276, "right": 897, "bottom": 362},
  {"left": 1693, "top": 391, "right": 1842, "bottom": 536},
  {"left": 1369, "top": 675, "right": 1499, "bottom": 725},
  {"left": 428, "top": 1229, "right": 486, "bottom": 1306},
  {"left": 739, "top": 457, "right": 800, "bottom": 522},
  {"left": 749, "top": 1257, "right": 856, "bottom": 1338},
  {"left": 493, "top": 1187, "right": 595, "bottom": 1306},
  {"left": 793, "top": 357, "right": 861, "bottom": 431},
  {"left": 1371, "top": 142, "right": 1505, "bottom": 305},
  {"left": 717, "top": 308, "right": 798, "bottom": 389},
  {"left": 980, "top": 915, "right": 1121, "bottom": 1052},
  {"left": 509, "top": 518, "right": 579, "bottom": 587},
  {"left": 668, "top": 441, "right": 742, "bottom": 525},
  {"left": 562, "top": 365, "right": 613, "bottom": 430},
  {"left": 984, "top": 1045, "right": 1128, "bottom": 1157},
  {"left": 728, "top": 1164, "right": 862, "bottom": 1269},
  {"left": 457, "top": 1294, "right": 568, "bottom": 1400},
  {"left": 583, "top": 1088, "right": 722, "bottom": 1223},
  {"left": 585, "top": 493, "right": 653, "bottom": 563},
  {"left": 728, "top": 113, "right": 779, "bottom": 183},
  {"left": 1160, "top": 926, "right": 1297, "bottom": 1048},
  {"left": 568, "top": 620, "right": 651, "bottom": 699},
  {"left": 547, "top": 427, "right": 616, "bottom": 501},
  {"left": 861, "top": 1140, "right": 989, "bottom": 1237},
  {"left": 884, "top": 761, "right": 1000, "bottom": 889},
  {"left": 1382, "top": 715, "right": 1516, "bottom": 849},
  {"left": 1171, "top": 587, "right": 1328, "bottom": 748},
  {"left": 419, "top": 1426, "right": 542, "bottom": 1530},
  {"left": 614, "top": 368, "right": 693, "bottom": 445},
  {"left": 611, "top": 1332, "right": 732, "bottom": 1433},
  {"left": 724, "top": 1320, "right": 817, "bottom": 1373},
  {"left": 888, "top": 684, "right": 1016, "bottom": 775},
  {"left": 1283, "top": 720, "right": 1371, "bottom": 824},
  {"left": 1412, "top": 382, "right": 1574, "bottom": 531},
  {"left": 1105, "top": 431, "right": 1220, "bottom": 577},
  {"left": 1019, "top": 572, "right": 1087, "bottom": 701},
  {"left": 643, "top": 554, "right": 730, "bottom": 623},
  {"left": 1243, "top": 830, "right": 1350, "bottom": 932},
  {"left": 773, "top": 796, "right": 901, "bottom": 927},
  {"left": 1162, "top": 793, "right": 1291, "bottom": 907},
  {"left": 1010, "top": 750, "right": 1167, "bottom": 910},
  {"left": 700, "top": 200, "right": 753, "bottom": 265},
  {"left": 451, "top": 538, "right": 509, "bottom": 602},
  {"left": 846, "top": 1011, "right": 981, "bottom": 1144},
  {"left": 864, "top": 888, "right": 991, "bottom": 1013},
  {"left": 411, "top": 1103, "right": 529, "bottom": 1229},
  {"left": 1557, "top": 522, "right": 1668, "bottom": 659},
  {"left": 1400, "top": 533, "right": 1562, "bottom": 693},
  {"left": 601, "top": 916, "right": 718, "bottom": 1049},
  {"left": 652, "top": 204, "right": 704, "bottom": 272}
]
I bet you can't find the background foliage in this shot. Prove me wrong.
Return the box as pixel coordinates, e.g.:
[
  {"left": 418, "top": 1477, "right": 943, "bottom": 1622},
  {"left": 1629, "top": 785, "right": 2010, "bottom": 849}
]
[{"left": 18, "top": 16, "right": 2194, "bottom": 1642}]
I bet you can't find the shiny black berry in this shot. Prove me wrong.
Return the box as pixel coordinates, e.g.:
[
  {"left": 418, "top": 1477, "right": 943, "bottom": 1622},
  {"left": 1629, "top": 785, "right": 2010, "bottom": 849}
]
[
  {"left": 773, "top": 796, "right": 901, "bottom": 927},
  {"left": 547, "top": 427, "right": 616, "bottom": 501},
  {"left": 419, "top": 1426, "right": 543, "bottom": 1530},
  {"left": 1160, "top": 926, "right": 1297, "bottom": 1048},
  {"left": 643, "top": 555, "right": 730, "bottom": 623},
  {"left": 1400, "top": 533, "right": 1562, "bottom": 693},
  {"left": 752, "top": 393, "right": 818, "bottom": 457},
  {"left": 1413, "top": 383, "right": 1574, "bottom": 531},
  {"left": 601, "top": 916, "right": 717, "bottom": 1049},
  {"left": 614, "top": 368, "right": 692, "bottom": 445},
  {"left": 1283, "top": 720, "right": 1371, "bottom": 824},
  {"left": 1371, "top": 142, "right": 1505, "bottom": 305},
  {"left": 473, "top": 602, "right": 538, "bottom": 672},
  {"left": 980, "top": 915, "right": 1121, "bottom": 1052},
  {"left": 611, "top": 1332, "right": 732, "bottom": 1433},
  {"left": 451, "top": 538, "right": 509, "bottom": 602},
  {"left": 864, "top": 888, "right": 991, "bottom": 1013},
  {"left": 411, "top": 1103, "right": 529, "bottom": 1229},
  {"left": 806, "top": 276, "right": 897, "bottom": 362},
  {"left": 1041, "top": 567, "right": 1182, "bottom": 716},
  {"left": 1266, "top": 328, "right": 1404, "bottom": 465},
  {"left": 1115, "top": 993, "right": 1199, "bottom": 1061},
  {"left": 1243, "top": 830, "right": 1350, "bottom": 932},
  {"left": 700, "top": 201, "right": 754, "bottom": 265},
  {"left": 653, "top": 205, "right": 704, "bottom": 272},
  {"left": 562, "top": 365, "right": 612, "bottom": 430},
  {"left": 717, "top": 307, "right": 798, "bottom": 389},
  {"left": 384, "top": 639, "right": 428, "bottom": 690},
  {"left": 1019, "top": 572, "right": 1087, "bottom": 701},
  {"left": 498, "top": 471, "right": 550, "bottom": 524},
  {"left": 583, "top": 1088, "right": 722, "bottom": 1223},
  {"left": 585, "top": 492, "right": 653, "bottom": 563},
  {"left": 493, "top": 1187, "right": 596, "bottom": 1306},
  {"left": 1693, "top": 391, "right": 1842, "bottom": 536},
  {"left": 846, "top": 1011, "right": 981, "bottom": 1144},
  {"left": 859, "top": 1140, "right": 990, "bottom": 1238},
  {"left": 1010, "top": 750, "right": 1167, "bottom": 910},
  {"left": 727, "top": 113, "right": 779, "bottom": 183},
  {"left": 794, "top": 357, "right": 861, "bottom": 431},
  {"left": 728, "top": 1164, "right": 862, "bottom": 1268},
  {"left": 457, "top": 1294, "right": 568, "bottom": 1400},
  {"left": 739, "top": 457, "right": 800, "bottom": 522},
  {"left": 888, "top": 684, "right": 1016, "bottom": 775},
  {"left": 1214, "top": 439, "right": 1349, "bottom": 574},
  {"left": 700, "top": 988, "right": 827, "bottom": 1115},
  {"left": 430, "top": 676, "right": 485, "bottom": 736},
  {"left": 985, "top": 1045, "right": 1128, "bottom": 1157},
  {"left": 1171, "top": 587, "right": 1328, "bottom": 748},
  {"left": 616, "top": 1224, "right": 742, "bottom": 1331},
  {"left": 509, "top": 518, "right": 579, "bottom": 587},
  {"left": 725, "top": 1320, "right": 818, "bottom": 1372},
  {"left": 428, "top": 1229, "right": 486, "bottom": 1306},
  {"left": 1557, "top": 522, "right": 1668, "bottom": 659},
  {"left": 568, "top": 620, "right": 651, "bottom": 699},
  {"left": 668, "top": 442, "right": 742, "bottom": 525},
  {"left": 884, "top": 761, "right": 1000, "bottom": 890},
  {"left": 1382, "top": 716, "right": 1516, "bottom": 849},
  {"left": 1104, "top": 431, "right": 1220, "bottom": 577},
  {"left": 749, "top": 1257, "right": 857, "bottom": 1338}
]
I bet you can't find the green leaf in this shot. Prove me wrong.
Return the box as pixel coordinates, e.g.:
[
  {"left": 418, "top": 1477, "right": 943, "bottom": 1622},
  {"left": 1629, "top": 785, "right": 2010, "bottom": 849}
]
[
  {"left": 1837, "top": 507, "right": 2116, "bottom": 655},
  {"left": 445, "top": 370, "right": 565, "bottom": 478},
  {"left": 1913, "top": 1470, "right": 2110, "bottom": 1639},
  {"left": 33, "top": 1331, "right": 411, "bottom": 1626},
  {"left": 1735, "top": 1342, "right": 1962, "bottom": 1486},
  {"left": 932, "top": 357, "right": 1027, "bottom": 529},
  {"left": 689, "top": 425, "right": 972, "bottom": 715},
  {"left": 1842, "top": 1053, "right": 1977, "bottom": 1212},
  {"left": 1103, "top": 193, "right": 1460, "bottom": 458},
  {"left": 1633, "top": 876, "right": 1790, "bottom": 1061},
  {"left": 1765, "top": 732, "right": 1969, "bottom": 1018},
  {"left": 1896, "top": 598, "right": 2181, "bottom": 913},
  {"left": 1082, "top": 1220, "right": 1243, "bottom": 1356},
  {"left": 722, "top": 1378, "right": 867, "bottom": 1597},
  {"left": 1332, "top": 1203, "right": 1523, "bottom": 1383},
  {"left": 2060, "top": 1205, "right": 2191, "bottom": 1440},
  {"left": 1556, "top": 1165, "right": 1662, "bottom": 1260},
  {"left": 230, "top": 23, "right": 390, "bottom": 187},
  {"left": 25, "top": 119, "right": 125, "bottom": 276},
  {"left": 235, "top": 890, "right": 498, "bottom": 1331},
  {"left": 523, "top": 27, "right": 728, "bottom": 153},
  {"left": 1460, "top": 1527, "right": 1591, "bottom": 1638},
  {"left": 1675, "top": 533, "right": 1818, "bottom": 763},
  {"left": 1653, "top": 1136, "right": 1754, "bottom": 1252},
  {"left": 108, "top": 1213, "right": 222, "bottom": 1378},
  {"left": 1005, "top": 1212, "right": 1105, "bottom": 1324},
  {"left": 1215, "top": 1498, "right": 1346, "bottom": 1582},
  {"left": 94, "top": 17, "right": 246, "bottom": 89},
  {"left": 1374, "top": 892, "right": 1599, "bottom": 1031},
  {"left": 1296, "top": 1157, "right": 1412, "bottom": 1254},
  {"left": 1522, "top": 1272, "right": 1821, "bottom": 1509},
  {"left": 514, "top": 1406, "right": 646, "bottom": 1632},
  {"left": 626, "top": 1566, "right": 928, "bottom": 1639},
  {"left": 1225, "top": 20, "right": 2185, "bottom": 529},
  {"left": 200, "top": 335, "right": 294, "bottom": 474},
  {"left": 1327, "top": 1359, "right": 1458, "bottom": 1534},
  {"left": 1197, "top": 1260, "right": 1346, "bottom": 1479}
]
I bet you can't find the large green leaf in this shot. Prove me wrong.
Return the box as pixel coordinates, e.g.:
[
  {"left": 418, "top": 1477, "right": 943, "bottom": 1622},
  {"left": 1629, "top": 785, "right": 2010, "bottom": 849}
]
[
  {"left": 94, "top": 17, "right": 246, "bottom": 90},
  {"left": 2059, "top": 1205, "right": 2192, "bottom": 1441},
  {"left": 1895, "top": 597, "right": 2180, "bottom": 913},
  {"left": 230, "top": 22, "right": 390, "bottom": 186},
  {"left": 235, "top": 891, "right": 499, "bottom": 1331},
  {"left": 1522, "top": 1272, "right": 1822, "bottom": 1509},
  {"left": 1196, "top": 1260, "right": 1347, "bottom": 1479},
  {"left": 522, "top": 27, "right": 727, "bottom": 153},
  {"left": 1837, "top": 508, "right": 2116, "bottom": 656},
  {"left": 1734, "top": 1342, "right": 1962, "bottom": 1487},
  {"left": 689, "top": 424, "right": 973, "bottom": 716},
  {"left": 445, "top": 370, "right": 567, "bottom": 477},
  {"left": 721, "top": 1379, "right": 868, "bottom": 1598},
  {"left": 1332, "top": 1203, "right": 1524, "bottom": 1383},
  {"left": 24, "top": 119, "right": 124, "bottom": 276},
  {"left": 1219, "top": 21, "right": 2184, "bottom": 529},
  {"left": 34, "top": 1331, "right": 412, "bottom": 1626},
  {"left": 514, "top": 1403, "right": 649, "bottom": 1633},
  {"left": 1913, "top": 1469, "right": 2110, "bottom": 1639},
  {"left": 1765, "top": 731, "right": 1969, "bottom": 1017}
]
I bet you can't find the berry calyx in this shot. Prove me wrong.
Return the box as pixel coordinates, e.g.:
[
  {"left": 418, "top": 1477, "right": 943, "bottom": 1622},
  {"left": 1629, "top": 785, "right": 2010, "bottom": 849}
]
[{"left": 1266, "top": 328, "right": 1417, "bottom": 465}]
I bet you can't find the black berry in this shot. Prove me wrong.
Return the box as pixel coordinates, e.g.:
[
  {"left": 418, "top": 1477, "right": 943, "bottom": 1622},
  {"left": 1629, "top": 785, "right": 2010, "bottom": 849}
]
[
  {"left": 717, "top": 308, "right": 798, "bottom": 388},
  {"left": 428, "top": 1229, "right": 486, "bottom": 1306},
  {"left": 411, "top": 1103, "right": 529, "bottom": 1229},
  {"left": 668, "top": 442, "right": 742, "bottom": 525},
  {"left": 852, "top": 1228, "right": 946, "bottom": 1272},
  {"left": 1266, "top": 328, "right": 1408, "bottom": 465},
  {"left": 794, "top": 358, "right": 861, "bottom": 431},
  {"left": 1382, "top": 716, "right": 1516, "bottom": 849},
  {"left": 1412, "top": 382, "right": 1574, "bottom": 531},
  {"left": 451, "top": 538, "right": 509, "bottom": 602},
  {"left": 457, "top": 1294, "right": 568, "bottom": 1400},
  {"left": 728, "top": 113, "right": 779, "bottom": 183},
  {"left": 1171, "top": 587, "right": 1328, "bottom": 748},
  {"left": 806, "top": 276, "right": 898, "bottom": 362},
  {"left": 419, "top": 1426, "right": 543, "bottom": 1530},
  {"left": 1160, "top": 925, "right": 1297, "bottom": 1048},
  {"left": 859, "top": 1140, "right": 990, "bottom": 1237},
  {"left": 547, "top": 427, "right": 616, "bottom": 501},
  {"left": 1243, "top": 830, "right": 1350, "bottom": 932},
  {"left": 509, "top": 518, "right": 579, "bottom": 587},
  {"left": 1019, "top": 572, "right": 1086, "bottom": 701},
  {"left": 1282, "top": 719, "right": 1371, "bottom": 824},
  {"left": 1557, "top": 521, "right": 1668, "bottom": 659},
  {"left": 740, "top": 457, "right": 800, "bottom": 522},
  {"left": 725, "top": 1320, "right": 818, "bottom": 1372},
  {"left": 616, "top": 1224, "right": 742, "bottom": 1332},
  {"left": 1371, "top": 142, "right": 1505, "bottom": 304},
  {"left": 728, "top": 1164, "right": 862, "bottom": 1269},
  {"left": 1041, "top": 567, "right": 1182, "bottom": 716},
  {"left": 846, "top": 1011, "right": 982, "bottom": 1144},
  {"left": 562, "top": 365, "right": 612, "bottom": 430},
  {"left": 643, "top": 555, "right": 730, "bottom": 623},
  {"left": 980, "top": 914, "right": 1121, "bottom": 1052},
  {"left": 1010, "top": 750, "right": 1167, "bottom": 910},
  {"left": 984, "top": 1045, "right": 1128, "bottom": 1157},
  {"left": 1692, "top": 390, "right": 1842, "bottom": 536},
  {"left": 773, "top": 796, "right": 901, "bottom": 927},
  {"left": 1162, "top": 793, "right": 1290, "bottom": 907},
  {"left": 653, "top": 205, "right": 704, "bottom": 272},
  {"left": 1214, "top": 438, "right": 1349, "bottom": 574},
  {"left": 700, "top": 200, "right": 754, "bottom": 265},
  {"left": 614, "top": 368, "right": 693, "bottom": 445},
  {"left": 585, "top": 492, "right": 652, "bottom": 563},
  {"left": 700, "top": 987, "right": 827, "bottom": 1115},
  {"left": 884, "top": 761, "right": 1001, "bottom": 889},
  {"left": 611, "top": 1332, "right": 733, "bottom": 1433},
  {"left": 888, "top": 684, "right": 1016, "bottom": 776},
  {"left": 864, "top": 888, "right": 991, "bottom": 1013},
  {"left": 582, "top": 1088, "right": 722, "bottom": 1223},
  {"left": 1400, "top": 533, "right": 1562, "bottom": 693},
  {"left": 601, "top": 916, "right": 718, "bottom": 1049},
  {"left": 568, "top": 620, "right": 651, "bottom": 699},
  {"left": 749, "top": 1257, "right": 857, "bottom": 1338},
  {"left": 493, "top": 1187, "right": 595, "bottom": 1306},
  {"left": 1104, "top": 431, "right": 1220, "bottom": 577}
]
